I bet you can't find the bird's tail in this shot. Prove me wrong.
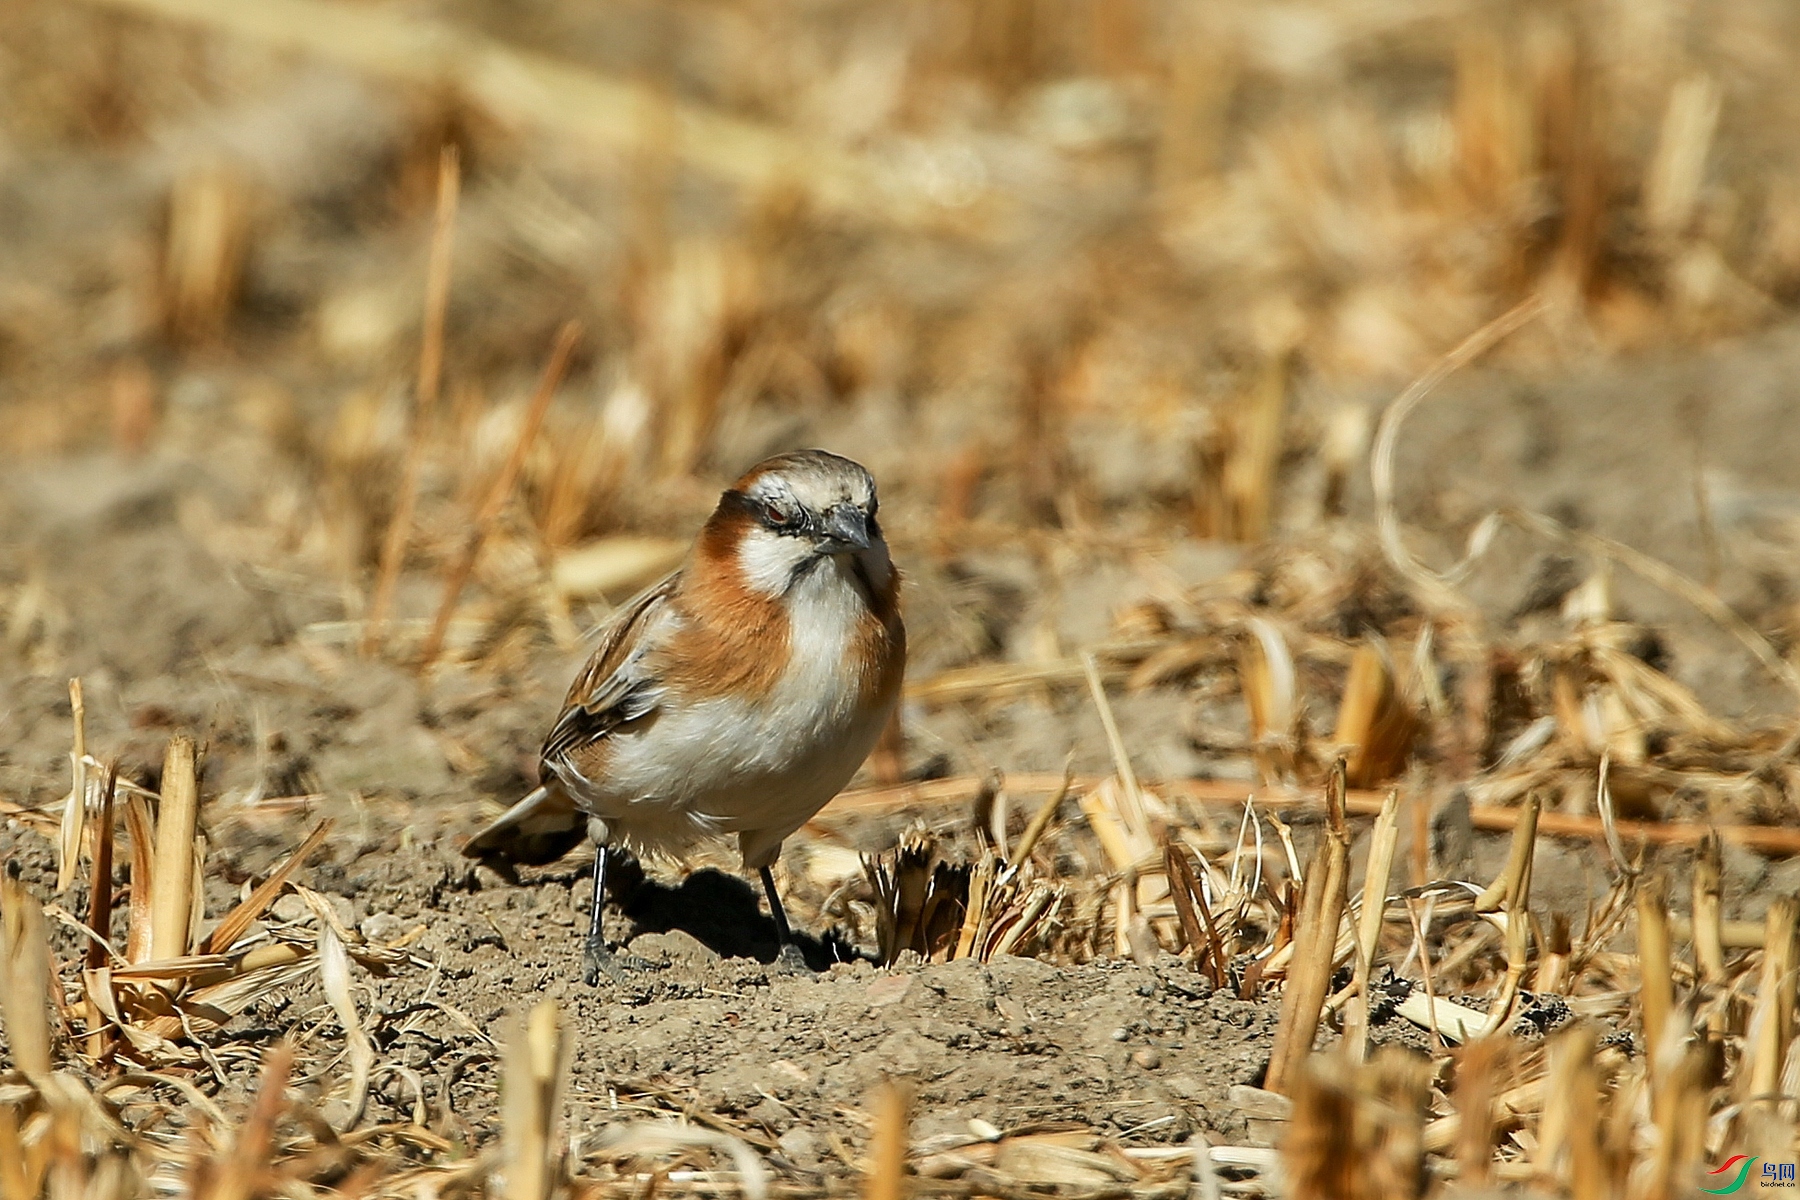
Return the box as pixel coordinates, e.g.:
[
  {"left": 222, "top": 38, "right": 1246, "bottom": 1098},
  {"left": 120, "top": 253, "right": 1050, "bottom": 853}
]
[{"left": 461, "top": 785, "right": 588, "bottom": 866}]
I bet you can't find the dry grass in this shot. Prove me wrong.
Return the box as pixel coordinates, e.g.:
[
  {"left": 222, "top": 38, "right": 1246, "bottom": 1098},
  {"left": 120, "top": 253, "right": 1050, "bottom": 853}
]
[{"left": 5, "top": 0, "right": 1800, "bottom": 1194}]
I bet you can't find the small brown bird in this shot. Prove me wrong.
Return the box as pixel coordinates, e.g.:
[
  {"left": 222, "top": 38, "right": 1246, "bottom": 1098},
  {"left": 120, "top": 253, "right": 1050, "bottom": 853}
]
[{"left": 464, "top": 449, "right": 905, "bottom": 982}]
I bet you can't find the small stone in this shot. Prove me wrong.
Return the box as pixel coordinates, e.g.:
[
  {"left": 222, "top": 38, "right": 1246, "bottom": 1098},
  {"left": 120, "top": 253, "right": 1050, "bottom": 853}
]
[
  {"left": 361, "top": 913, "right": 406, "bottom": 943},
  {"left": 1132, "top": 1048, "right": 1162, "bottom": 1070},
  {"left": 270, "top": 894, "right": 308, "bottom": 924},
  {"left": 769, "top": 1059, "right": 813, "bottom": 1089},
  {"left": 777, "top": 1127, "right": 821, "bottom": 1166},
  {"left": 1110, "top": 1027, "right": 1130, "bottom": 1042}
]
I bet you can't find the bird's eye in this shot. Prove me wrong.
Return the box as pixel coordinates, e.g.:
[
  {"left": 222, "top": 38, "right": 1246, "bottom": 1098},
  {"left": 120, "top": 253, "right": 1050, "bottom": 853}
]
[{"left": 764, "top": 502, "right": 790, "bottom": 526}]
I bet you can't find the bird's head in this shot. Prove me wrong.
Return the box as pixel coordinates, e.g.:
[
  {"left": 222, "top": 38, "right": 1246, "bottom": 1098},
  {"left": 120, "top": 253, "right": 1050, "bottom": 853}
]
[{"left": 706, "top": 449, "right": 891, "bottom": 599}]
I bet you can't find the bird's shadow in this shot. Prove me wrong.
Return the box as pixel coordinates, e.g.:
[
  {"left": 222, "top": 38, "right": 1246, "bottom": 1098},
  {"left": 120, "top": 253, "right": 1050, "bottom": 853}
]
[{"left": 617, "top": 867, "right": 865, "bottom": 971}]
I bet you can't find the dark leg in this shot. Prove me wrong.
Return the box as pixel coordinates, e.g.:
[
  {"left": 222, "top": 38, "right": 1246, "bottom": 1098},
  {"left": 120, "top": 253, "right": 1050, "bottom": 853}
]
[
  {"left": 581, "top": 845, "right": 614, "bottom": 986},
  {"left": 759, "top": 865, "right": 810, "bottom": 972},
  {"left": 581, "top": 845, "right": 655, "bottom": 985}
]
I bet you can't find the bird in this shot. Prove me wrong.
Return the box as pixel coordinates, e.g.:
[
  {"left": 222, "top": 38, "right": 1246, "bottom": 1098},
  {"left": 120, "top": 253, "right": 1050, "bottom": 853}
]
[{"left": 462, "top": 449, "right": 905, "bottom": 984}]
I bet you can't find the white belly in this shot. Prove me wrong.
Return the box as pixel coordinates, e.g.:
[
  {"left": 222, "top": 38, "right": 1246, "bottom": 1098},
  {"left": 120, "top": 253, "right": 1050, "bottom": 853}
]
[{"left": 571, "top": 557, "right": 893, "bottom": 865}]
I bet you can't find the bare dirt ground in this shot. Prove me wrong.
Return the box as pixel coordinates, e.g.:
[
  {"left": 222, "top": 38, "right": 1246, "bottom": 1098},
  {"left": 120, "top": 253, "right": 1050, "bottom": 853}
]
[
  {"left": 5, "top": 320, "right": 1799, "bottom": 1173},
  {"left": 7, "top": 0, "right": 1800, "bottom": 1192}
]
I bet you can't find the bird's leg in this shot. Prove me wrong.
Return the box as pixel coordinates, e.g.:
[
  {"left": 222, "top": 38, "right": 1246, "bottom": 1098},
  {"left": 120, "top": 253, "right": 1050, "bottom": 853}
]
[
  {"left": 759, "top": 864, "right": 811, "bottom": 972},
  {"left": 580, "top": 844, "right": 617, "bottom": 985},
  {"left": 580, "top": 844, "right": 658, "bottom": 985}
]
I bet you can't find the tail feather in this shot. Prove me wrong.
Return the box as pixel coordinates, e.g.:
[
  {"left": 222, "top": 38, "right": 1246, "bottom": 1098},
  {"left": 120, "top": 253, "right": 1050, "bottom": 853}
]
[{"left": 462, "top": 786, "right": 588, "bottom": 866}]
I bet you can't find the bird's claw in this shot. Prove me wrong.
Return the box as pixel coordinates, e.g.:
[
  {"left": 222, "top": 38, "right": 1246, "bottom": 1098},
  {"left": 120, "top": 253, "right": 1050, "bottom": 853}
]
[
  {"left": 582, "top": 943, "right": 657, "bottom": 987},
  {"left": 773, "top": 943, "right": 811, "bottom": 975}
]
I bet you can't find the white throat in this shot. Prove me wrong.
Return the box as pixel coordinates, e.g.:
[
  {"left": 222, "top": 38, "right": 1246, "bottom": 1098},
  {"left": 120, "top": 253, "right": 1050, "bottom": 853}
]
[
  {"left": 736, "top": 527, "right": 893, "bottom": 605},
  {"left": 736, "top": 528, "right": 820, "bottom": 597}
]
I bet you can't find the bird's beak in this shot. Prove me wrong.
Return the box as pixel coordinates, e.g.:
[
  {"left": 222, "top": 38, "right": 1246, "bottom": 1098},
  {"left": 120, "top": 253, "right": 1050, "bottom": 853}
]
[{"left": 818, "top": 504, "right": 872, "bottom": 553}]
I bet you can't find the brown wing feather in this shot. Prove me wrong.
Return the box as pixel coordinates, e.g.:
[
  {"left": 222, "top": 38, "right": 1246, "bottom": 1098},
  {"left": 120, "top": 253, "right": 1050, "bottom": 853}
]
[
  {"left": 461, "top": 571, "right": 681, "bottom": 868},
  {"left": 538, "top": 570, "right": 677, "bottom": 771}
]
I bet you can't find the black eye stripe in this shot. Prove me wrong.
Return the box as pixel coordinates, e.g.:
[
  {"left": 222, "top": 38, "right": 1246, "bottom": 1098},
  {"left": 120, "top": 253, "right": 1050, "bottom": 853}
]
[{"left": 720, "top": 487, "right": 878, "bottom": 539}]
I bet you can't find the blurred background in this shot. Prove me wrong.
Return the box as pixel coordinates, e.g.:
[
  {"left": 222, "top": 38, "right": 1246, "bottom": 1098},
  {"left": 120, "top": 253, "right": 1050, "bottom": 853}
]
[{"left": 7, "top": 0, "right": 1800, "bottom": 811}]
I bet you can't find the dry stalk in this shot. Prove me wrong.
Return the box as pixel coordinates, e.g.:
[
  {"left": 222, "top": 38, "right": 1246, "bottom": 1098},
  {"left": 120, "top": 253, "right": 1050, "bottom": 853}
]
[
  {"left": 364, "top": 144, "right": 460, "bottom": 657},
  {"left": 83, "top": 766, "right": 118, "bottom": 1060},
  {"left": 1402, "top": 897, "right": 1447, "bottom": 1058},
  {"left": 1644, "top": 1037, "right": 1708, "bottom": 1200},
  {"left": 866, "top": 1082, "right": 911, "bottom": 1200},
  {"left": 1534, "top": 1024, "right": 1606, "bottom": 1195},
  {"left": 1165, "top": 840, "right": 1225, "bottom": 987},
  {"left": 198, "top": 819, "right": 334, "bottom": 955},
  {"left": 308, "top": 894, "right": 374, "bottom": 1128},
  {"left": 1742, "top": 896, "right": 1797, "bottom": 1109},
  {"left": 1453, "top": 1037, "right": 1504, "bottom": 1189},
  {"left": 1473, "top": 791, "right": 1540, "bottom": 913},
  {"left": 0, "top": 866, "right": 53, "bottom": 1076},
  {"left": 150, "top": 736, "right": 200, "bottom": 964},
  {"left": 196, "top": 1042, "right": 294, "bottom": 1200},
  {"left": 1645, "top": 74, "right": 1722, "bottom": 238},
  {"left": 161, "top": 163, "right": 250, "bottom": 346},
  {"left": 418, "top": 320, "right": 582, "bottom": 670},
  {"left": 1345, "top": 789, "right": 1401, "bottom": 1062},
  {"left": 953, "top": 855, "right": 994, "bottom": 962},
  {"left": 122, "top": 790, "right": 155, "bottom": 965},
  {"left": 1009, "top": 774, "right": 1070, "bottom": 871},
  {"left": 1534, "top": 911, "right": 1572, "bottom": 993},
  {"left": 1219, "top": 359, "right": 1286, "bottom": 542},
  {"left": 1333, "top": 644, "right": 1421, "bottom": 788},
  {"left": 57, "top": 678, "right": 87, "bottom": 894},
  {"left": 1482, "top": 866, "right": 1535, "bottom": 1040},
  {"left": 0, "top": 1106, "right": 28, "bottom": 1200},
  {"left": 1692, "top": 832, "right": 1726, "bottom": 987},
  {"left": 833, "top": 772, "right": 1800, "bottom": 855},
  {"left": 1238, "top": 617, "right": 1299, "bottom": 783},
  {"left": 1354, "top": 791, "right": 1400, "bottom": 977},
  {"left": 1267, "top": 809, "right": 1349, "bottom": 1095},
  {"left": 1371, "top": 296, "right": 1545, "bottom": 596},
  {"left": 1636, "top": 872, "right": 1674, "bottom": 1099},
  {"left": 503, "top": 999, "right": 568, "bottom": 1200},
  {"left": 1282, "top": 1049, "right": 1429, "bottom": 1200},
  {"left": 1082, "top": 652, "right": 1149, "bottom": 842}
]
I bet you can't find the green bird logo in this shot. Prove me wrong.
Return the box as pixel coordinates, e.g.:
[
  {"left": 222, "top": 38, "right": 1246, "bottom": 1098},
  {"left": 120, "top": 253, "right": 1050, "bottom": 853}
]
[{"left": 1703, "top": 1156, "right": 1758, "bottom": 1194}]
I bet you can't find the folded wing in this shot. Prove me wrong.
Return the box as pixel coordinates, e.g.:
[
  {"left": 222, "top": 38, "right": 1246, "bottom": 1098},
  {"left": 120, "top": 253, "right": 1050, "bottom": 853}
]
[{"left": 461, "top": 572, "right": 678, "bottom": 865}]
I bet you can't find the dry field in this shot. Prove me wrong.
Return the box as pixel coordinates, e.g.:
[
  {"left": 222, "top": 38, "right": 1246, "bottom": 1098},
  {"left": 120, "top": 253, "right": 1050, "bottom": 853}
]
[{"left": 4, "top": 0, "right": 1800, "bottom": 1196}]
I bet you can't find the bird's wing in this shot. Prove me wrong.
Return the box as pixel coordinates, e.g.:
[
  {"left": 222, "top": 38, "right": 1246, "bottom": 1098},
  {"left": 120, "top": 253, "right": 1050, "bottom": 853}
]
[
  {"left": 461, "top": 571, "right": 681, "bottom": 867},
  {"left": 538, "top": 569, "right": 679, "bottom": 772}
]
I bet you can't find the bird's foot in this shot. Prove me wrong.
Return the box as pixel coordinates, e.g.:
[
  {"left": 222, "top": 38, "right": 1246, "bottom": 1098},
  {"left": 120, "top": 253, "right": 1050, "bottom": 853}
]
[
  {"left": 582, "top": 941, "right": 658, "bottom": 987},
  {"left": 773, "top": 942, "right": 812, "bottom": 975}
]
